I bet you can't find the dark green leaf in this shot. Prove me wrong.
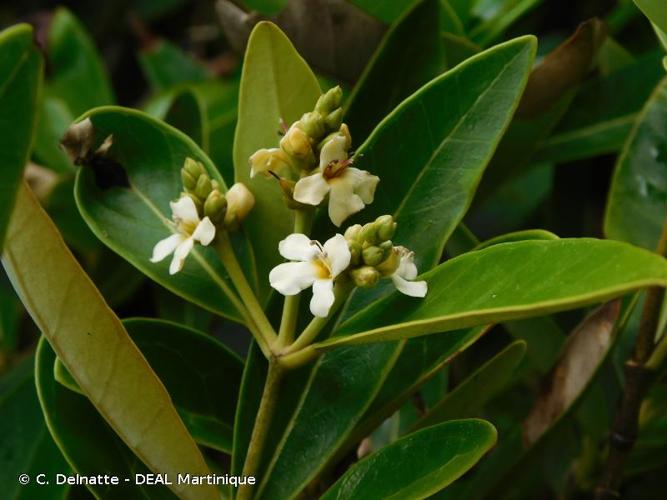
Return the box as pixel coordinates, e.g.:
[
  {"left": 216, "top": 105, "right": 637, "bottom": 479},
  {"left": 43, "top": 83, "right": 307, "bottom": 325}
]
[
  {"left": 0, "top": 356, "right": 70, "bottom": 500},
  {"left": 74, "top": 107, "right": 249, "bottom": 322},
  {"left": 634, "top": 0, "right": 667, "bottom": 33},
  {"left": 233, "top": 22, "right": 321, "bottom": 301},
  {"left": 412, "top": 341, "right": 526, "bottom": 429},
  {"left": 0, "top": 24, "right": 42, "bottom": 249},
  {"left": 469, "top": 0, "right": 543, "bottom": 47},
  {"left": 344, "top": 0, "right": 445, "bottom": 142},
  {"left": 349, "top": 0, "right": 417, "bottom": 23},
  {"left": 321, "top": 419, "right": 497, "bottom": 500},
  {"left": 605, "top": 77, "right": 667, "bottom": 250},
  {"left": 138, "top": 39, "right": 211, "bottom": 92},
  {"left": 325, "top": 239, "right": 667, "bottom": 347},
  {"left": 2, "top": 184, "right": 216, "bottom": 500},
  {"left": 164, "top": 88, "right": 207, "bottom": 149},
  {"left": 46, "top": 8, "right": 114, "bottom": 116},
  {"left": 474, "top": 228, "right": 558, "bottom": 250},
  {"left": 54, "top": 318, "right": 243, "bottom": 453},
  {"left": 33, "top": 96, "right": 75, "bottom": 173}
]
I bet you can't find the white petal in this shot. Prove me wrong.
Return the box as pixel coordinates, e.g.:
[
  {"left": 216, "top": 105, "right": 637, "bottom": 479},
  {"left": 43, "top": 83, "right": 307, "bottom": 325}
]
[
  {"left": 293, "top": 173, "right": 330, "bottom": 206},
  {"left": 328, "top": 178, "right": 365, "bottom": 227},
  {"left": 192, "top": 216, "right": 216, "bottom": 246},
  {"left": 397, "top": 254, "right": 419, "bottom": 280},
  {"left": 278, "top": 233, "right": 320, "bottom": 261},
  {"left": 310, "top": 279, "right": 335, "bottom": 317},
  {"left": 322, "top": 234, "right": 351, "bottom": 277},
  {"left": 269, "top": 261, "right": 318, "bottom": 296},
  {"left": 319, "top": 134, "right": 349, "bottom": 168},
  {"left": 392, "top": 275, "right": 428, "bottom": 298},
  {"left": 345, "top": 167, "right": 380, "bottom": 204},
  {"left": 150, "top": 233, "right": 185, "bottom": 263},
  {"left": 169, "top": 237, "right": 195, "bottom": 275},
  {"left": 170, "top": 196, "right": 200, "bottom": 224}
]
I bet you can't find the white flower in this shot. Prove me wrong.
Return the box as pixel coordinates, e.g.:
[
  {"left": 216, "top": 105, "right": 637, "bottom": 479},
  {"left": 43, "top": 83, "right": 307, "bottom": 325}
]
[
  {"left": 391, "top": 247, "right": 427, "bottom": 298},
  {"left": 269, "top": 233, "right": 351, "bottom": 317},
  {"left": 293, "top": 133, "right": 379, "bottom": 227},
  {"left": 150, "top": 196, "right": 216, "bottom": 275},
  {"left": 249, "top": 148, "right": 291, "bottom": 178}
]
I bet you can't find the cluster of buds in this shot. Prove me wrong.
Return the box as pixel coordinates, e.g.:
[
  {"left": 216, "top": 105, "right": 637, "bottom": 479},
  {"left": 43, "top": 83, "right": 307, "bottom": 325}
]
[
  {"left": 250, "top": 86, "right": 344, "bottom": 179},
  {"left": 345, "top": 215, "right": 397, "bottom": 288},
  {"left": 181, "top": 158, "right": 254, "bottom": 231},
  {"left": 344, "top": 215, "right": 427, "bottom": 298}
]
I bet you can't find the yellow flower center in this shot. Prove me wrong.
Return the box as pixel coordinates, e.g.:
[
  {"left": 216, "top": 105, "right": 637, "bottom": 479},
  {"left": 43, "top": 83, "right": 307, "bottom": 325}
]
[{"left": 313, "top": 255, "right": 333, "bottom": 279}]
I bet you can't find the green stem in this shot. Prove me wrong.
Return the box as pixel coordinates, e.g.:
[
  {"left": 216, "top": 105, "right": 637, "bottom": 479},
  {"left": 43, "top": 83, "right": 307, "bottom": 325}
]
[
  {"left": 286, "top": 280, "right": 353, "bottom": 355},
  {"left": 217, "top": 232, "right": 278, "bottom": 350},
  {"left": 237, "top": 360, "right": 283, "bottom": 500},
  {"left": 277, "top": 209, "right": 314, "bottom": 346}
]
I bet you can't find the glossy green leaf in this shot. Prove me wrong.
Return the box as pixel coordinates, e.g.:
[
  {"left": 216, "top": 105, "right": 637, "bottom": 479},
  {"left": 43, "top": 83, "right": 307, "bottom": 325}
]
[
  {"left": 47, "top": 8, "right": 114, "bottom": 116},
  {"left": 0, "top": 24, "right": 42, "bottom": 249},
  {"left": 33, "top": 96, "right": 75, "bottom": 173},
  {"left": 605, "top": 77, "right": 667, "bottom": 251},
  {"left": 35, "top": 338, "right": 175, "bottom": 500},
  {"left": 164, "top": 88, "right": 207, "bottom": 149},
  {"left": 1, "top": 356, "right": 70, "bottom": 500},
  {"left": 345, "top": 0, "right": 445, "bottom": 143},
  {"left": 352, "top": 35, "right": 536, "bottom": 270},
  {"left": 55, "top": 318, "right": 244, "bottom": 453},
  {"left": 138, "top": 39, "right": 211, "bottom": 92},
  {"left": 474, "top": 229, "right": 558, "bottom": 250},
  {"left": 2, "top": 184, "right": 215, "bottom": 500},
  {"left": 324, "top": 239, "right": 667, "bottom": 348},
  {"left": 535, "top": 51, "right": 664, "bottom": 163},
  {"left": 634, "top": 0, "right": 667, "bottom": 34},
  {"left": 469, "top": 0, "right": 542, "bottom": 47},
  {"left": 321, "top": 419, "right": 497, "bottom": 500},
  {"left": 233, "top": 22, "right": 321, "bottom": 301},
  {"left": 74, "top": 106, "right": 248, "bottom": 323},
  {"left": 413, "top": 341, "right": 526, "bottom": 430}
]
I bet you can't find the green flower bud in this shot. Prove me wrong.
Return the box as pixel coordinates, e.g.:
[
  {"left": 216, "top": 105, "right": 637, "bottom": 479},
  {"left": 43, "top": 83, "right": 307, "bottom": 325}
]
[
  {"left": 350, "top": 266, "right": 380, "bottom": 288},
  {"left": 194, "top": 175, "right": 213, "bottom": 200},
  {"left": 183, "top": 157, "right": 206, "bottom": 179},
  {"left": 375, "top": 215, "right": 397, "bottom": 242},
  {"left": 362, "top": 245, "right": 385, "bottom": 266},
  {"left": 348, "top": 240, "right": 363, "bottom": 266},
  {"left": 360, "top": 222, "right": 378, "bottom": 246},
  {"left": 204, "top": 190, "right": 227, "bottom": 224},
  {"left": 324, "top": 107, "right": 343, "bottom": 132},
  {"left": 344, "top": 224, "right": 363, "bottom": 242},
  {"left": 379, "top": 240, "right": 394, "bottom": 261},
  {"left": 181, "top": 168, "right": 197, "bottom": 191},
  {"left": 315, "top": 86, "right": 343, "bottom": 115},
  {"left": 296, "top": 112, "right": 325, "bottom": 141}
]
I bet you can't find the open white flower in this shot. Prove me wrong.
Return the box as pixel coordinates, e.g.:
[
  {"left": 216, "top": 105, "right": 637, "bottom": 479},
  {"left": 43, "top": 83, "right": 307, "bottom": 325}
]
[
  {"left": 150, "top": 196, "right": 216, "bottom": 275},
  {"left": 269, "top": 233, "right": 351, "bottom": 317},
  {"left": 293, "top": 132, "right": 379, "bottom": 227},
  {"left": 391, "top": 247, "right": 428, "bottom": 297}
]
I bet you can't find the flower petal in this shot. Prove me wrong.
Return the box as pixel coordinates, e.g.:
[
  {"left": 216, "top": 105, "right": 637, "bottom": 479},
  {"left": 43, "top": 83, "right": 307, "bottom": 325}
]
[
  {"left": 310, "top": 279, "right": 335, "bottom": 317},
  {"left": 192, "top": 216, "right": 216, "bottom": 246},
  {"left": 396, "top": 252, "right": 419, "bottom": 280},
  {"left": 392, "top": 275, "right": 428, "bottom": 298},
  {"left": 169, "top": 237, "right": 195, "bottom": 275},
  {"left": 278, "top": 233, "right": 320, "bottom": 261},
  {"left": 269, "top": 261, "right": 318, "bottom": 295},
  {"left": 150, "top": 233, "right": 185, "bottom": 263},
  {"left": 322, "top": 234, "right": 351, "bottom": 277},
  {"left": 319, "top": 134, "right": 349, "bottom": 168},
  {"left": 293, "top": 173, "right": 330, "bottom": 206},
  {"left": 345, "top": 167, "right": 380, "bottom": 204},
  {"left": 170, "top": 196, "right": 200, "bottom": 224},
  {"left": 328, "top": 178, "right": 365, "bottom": 226}
]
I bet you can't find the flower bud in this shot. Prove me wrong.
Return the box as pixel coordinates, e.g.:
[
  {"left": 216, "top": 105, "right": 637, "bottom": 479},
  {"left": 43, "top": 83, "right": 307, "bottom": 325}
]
[
  {"left": 324, "top": 107, "right": 343, "bottom": 131},
  {"left": 376, "top": 247, "right": 400, "bottom": 277},
  {"left": 350, "top": 266, "right": 380, "bottom": 288},
  {"left": 362, "top": 245, "right": 385, "bottom": 266},
  {"left": 204, "top": 189, "right": 227, "bottom": 224},
  {"left": 379, "top": 240, "right": 394, "bottom": 261},
  {"left": 296, "top": 112, "right": 325, "bottom": 141},
  {"left": 375, "top": 215, "right": 397, "bottom": 242},
  {"left": 344, "top": 224, "right": 363, "bottom": 242},
  {"left": 194, "top": 175, "right": 213, "bottom": 200},
  {"left": 360, "top": 222, "right": 378, "bottom": 246},
  {"left": 183, "top": 157, "right": 206, "bottom": 179},
  {"left": 224, "top": 182, "right": 255, "bottom": 229},
  {"left": 280, "top": 124, "right": 316, "bottom": 164},
  {"left": 348, "top": 240, "right": 363, "bottom": 266},
  {"left": 315, "top": 86, "right": 343, "bottom": 115},
  {"left": 249, "top": 148, "right": 292, "bottom": 178}
]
